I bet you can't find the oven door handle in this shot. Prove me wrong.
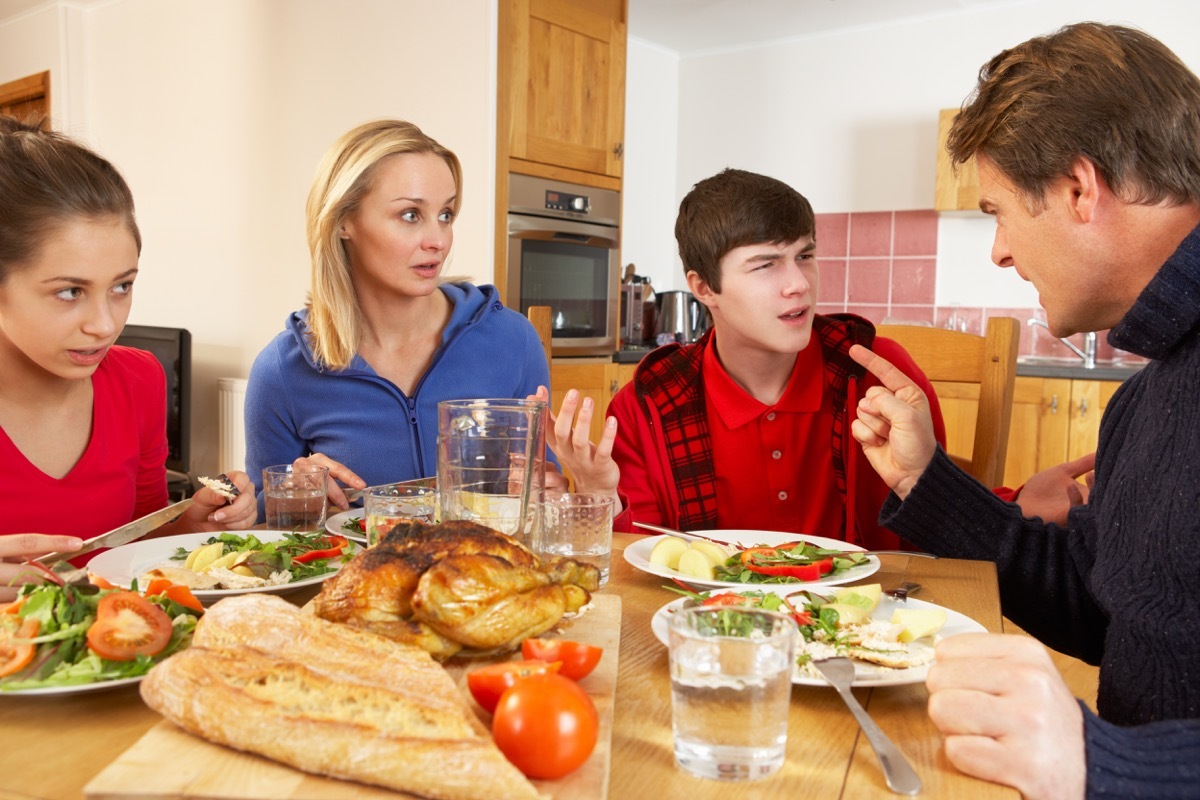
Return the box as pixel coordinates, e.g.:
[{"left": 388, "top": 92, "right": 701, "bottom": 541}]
[{"left": 507, "top": 213, "right": 618, "bottom": 247}]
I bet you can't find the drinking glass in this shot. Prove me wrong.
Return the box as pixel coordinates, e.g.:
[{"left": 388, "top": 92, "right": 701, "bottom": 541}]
[
  {"left": 262, "top": 464, "right": 329, "bottom": 532},
  {"left": 531, "top": 492, "right": 614, "bottom": 585},
  {"left": 669, "top": 606, "right": 797, "bottom": 781},
  {"left": 436, "top": 398, "right": 546, "bottom": 541},
  {"left": 364, "top": 485, "right": 438, "bottom": 546}
]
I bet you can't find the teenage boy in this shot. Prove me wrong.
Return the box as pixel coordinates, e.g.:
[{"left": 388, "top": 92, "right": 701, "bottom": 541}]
[{"left": 547, "top": 168, "right": 946, "bottom": 550}]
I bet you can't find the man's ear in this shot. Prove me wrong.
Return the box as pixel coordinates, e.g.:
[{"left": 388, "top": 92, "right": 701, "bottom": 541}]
[
  {"left": 1065, "top": 156, "right": 1105, "bottom": 223},
  {"left": 686, "top": 270, "right": 716, "bottom": 306}
]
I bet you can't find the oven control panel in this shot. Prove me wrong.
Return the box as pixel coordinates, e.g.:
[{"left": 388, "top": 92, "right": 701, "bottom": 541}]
[{"left": 545, "top": 190, "right": 590, "bottom": 214}]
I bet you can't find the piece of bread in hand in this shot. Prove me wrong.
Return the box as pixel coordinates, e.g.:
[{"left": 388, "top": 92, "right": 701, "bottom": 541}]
[
  {"left": 141, "top": 595, "right": 541, "bottom": 800},
  {"left": 196, "top": 474, "right": 239, "bottom": 501}
]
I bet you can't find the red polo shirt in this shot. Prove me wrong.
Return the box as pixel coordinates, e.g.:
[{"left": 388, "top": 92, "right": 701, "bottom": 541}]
[{"left": 703, "top": 340, "right": 843, "bottom": 536}]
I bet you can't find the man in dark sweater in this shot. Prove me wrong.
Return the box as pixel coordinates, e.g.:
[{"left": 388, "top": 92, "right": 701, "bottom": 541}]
[{"left": 848, "top": 22, "right": 1200, "bottom": 800}]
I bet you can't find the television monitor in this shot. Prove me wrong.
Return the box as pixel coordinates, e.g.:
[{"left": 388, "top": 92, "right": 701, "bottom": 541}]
[{"left": 115, "top": 324, "right": 192, "bottom": 474}]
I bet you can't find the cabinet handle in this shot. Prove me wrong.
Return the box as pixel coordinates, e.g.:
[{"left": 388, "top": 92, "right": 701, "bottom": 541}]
[
  {"left": 1049, "top": 394, "right": 1058, "bottom": 414},
  {"left": 613, "top": 142, "right": 623, "bottom": 158},
  {"left": 610, "top": 379, "right": 618, "bottom": 394},
  {"left": 1079, "top": 397, "right": 1088, "bottom": 420}
]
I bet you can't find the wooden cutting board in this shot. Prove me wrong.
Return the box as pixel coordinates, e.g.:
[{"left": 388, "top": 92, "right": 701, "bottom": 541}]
[{"left": 84, "top": 593, "right": 621, "bottom": 800}]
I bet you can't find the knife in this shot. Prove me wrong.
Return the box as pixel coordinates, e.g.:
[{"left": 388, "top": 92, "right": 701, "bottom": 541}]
[
  {"left": 631, "top": 521, "right": 938, "bottom": 558},
  {"left": 343, "top": 476, "right": 437, "bottom": 504},
  {"left": 35, "top": 497, "right": 196, "bottom": 567}
]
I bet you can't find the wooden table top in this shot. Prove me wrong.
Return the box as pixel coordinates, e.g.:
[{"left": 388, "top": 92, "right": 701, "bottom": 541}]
[{"left": 0, "top": 533, "right": 1016, "bottom": 799}]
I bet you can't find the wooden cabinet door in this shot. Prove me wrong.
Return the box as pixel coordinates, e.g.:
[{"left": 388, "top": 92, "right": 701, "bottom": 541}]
[
  {"left": 1067, "top": 380, "right": 1121, "bottom": 460},
  {"left": 549, "top": 359, "right": 616, "bottom": 448},
  {"left": 506, "top": 0, "right": 626, "bottom": 178},
  {"left": 935, "top": 108, "right": 980, "bottom": 211},
  {"left": 1003, "top": 377, "right": 1072, "bottom": 487}
]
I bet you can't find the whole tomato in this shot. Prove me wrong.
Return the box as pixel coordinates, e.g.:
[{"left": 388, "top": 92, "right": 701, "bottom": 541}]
[
  {"left": 466, "top": 659, "right": 561, "bottom": 714},
  {"left": 492, "top": 673, "right": 599, "bottom": 779}
]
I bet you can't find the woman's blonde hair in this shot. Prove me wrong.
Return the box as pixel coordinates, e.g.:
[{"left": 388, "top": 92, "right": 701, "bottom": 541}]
[{"left": 305, "top": 119, "right": 463, "bottom": 369}]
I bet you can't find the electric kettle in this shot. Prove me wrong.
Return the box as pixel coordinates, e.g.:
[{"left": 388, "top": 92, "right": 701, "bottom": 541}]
[{"left": 654, "top": 291, "right": 710, "bottom": 344}]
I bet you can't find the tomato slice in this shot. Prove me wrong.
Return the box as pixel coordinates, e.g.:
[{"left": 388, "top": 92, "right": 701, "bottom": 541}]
[
  {"left": 700, "top": 593, "right": 755, "bottom": 608},
  {"left": 492, "top": 673, "right": 599, "bottom": 779},
  {"left": 86, "top": 591, "right": 173, "bottom": 661},
  {"left": 466, "top": 659, "right": 561, "bottom": 713},
  {"left": 0, "top": 616, "right": 39, "bottom": 677},
  {"left": 521, "top": 639, "right": 603, "bottom": 681}
]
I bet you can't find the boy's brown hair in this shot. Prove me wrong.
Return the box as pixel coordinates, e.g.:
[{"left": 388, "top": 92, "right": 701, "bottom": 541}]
[
  {"left": 948, "top": 22, "right": 1200, "bottom": 208},
  {"left": 675, "top": 168, "right": 814, "bottom": 292}
]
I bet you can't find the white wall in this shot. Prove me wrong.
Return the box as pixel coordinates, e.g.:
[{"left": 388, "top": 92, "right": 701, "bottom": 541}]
[
  {"left": 623, "top": 0, "right": 1200, "bottom": 303},
  {"left": 0, "top": 0, "right": 496, "bottom": 477}
]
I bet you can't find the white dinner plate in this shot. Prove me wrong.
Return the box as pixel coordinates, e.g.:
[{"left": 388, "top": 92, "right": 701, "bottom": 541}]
[
  {"left": 624, "top": 529, "right": 880, "bottom": 590},
  {"left": 650, "top": 591, "right": 987, "bottom": 687},
  {"left": 88, "top": 531, "right": 353, "bottom": 603},
  {"left": 0, "top": 675, "right": 144, "bottom": 697},
  {"left": 326, "top": 509, "right": 367, "bottom": 543}
]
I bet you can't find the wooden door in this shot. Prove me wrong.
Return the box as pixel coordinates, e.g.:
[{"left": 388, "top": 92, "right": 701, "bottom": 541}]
[
  {"left": 506, "top": 0, "right": 626, "bottom": 178},
  {"left": 549, "top": 359, "right": 617, "bottom": 484},
  {"left": 0, "top": 71, "right": 50, "bottom": 126},
  {"left": 1003, "top": 377, "right": 1072, "bottom": 487}
]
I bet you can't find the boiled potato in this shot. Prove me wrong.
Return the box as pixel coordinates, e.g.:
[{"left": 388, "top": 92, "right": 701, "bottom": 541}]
[
  {"left": 891, "top": 608, "right": 948, "bottom": 642},
  {"left": 231, "top": 565, "right": 256, "bottom": 577},
  {"left": 186, "top": 541, "right": 226, "bottom": 572},
  {"left": 205, "top": 551, "right": 242, "bottom": 572},
  {"left": 688, "top": 540, "right": 731, "bottom": 567},
  {"left": 649, "top": 536, "right": 689, "bottom": 570},
  {"left": 676, "top": 548, "right": 717, "bottom": 580},
  {"left": 824, "top": 601, "right": 870, "bottom": 626},
  {"left": 833, "top": 583, "right": 882, "bottom": 613}
]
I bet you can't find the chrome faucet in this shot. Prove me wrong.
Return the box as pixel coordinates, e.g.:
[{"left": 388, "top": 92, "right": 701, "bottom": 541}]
[{"left": 1027, "top": 318, "right": 1097, "bottom": 368}]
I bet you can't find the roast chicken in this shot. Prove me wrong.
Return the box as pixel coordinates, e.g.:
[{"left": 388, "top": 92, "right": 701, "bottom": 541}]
[{"left": 312, "top": 520, "right": 600, "bottom": 659}]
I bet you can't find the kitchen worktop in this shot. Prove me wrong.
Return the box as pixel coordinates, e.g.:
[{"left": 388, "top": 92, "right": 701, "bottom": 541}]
[{"left": 615, "top": 347, "right": 1146, "bottom": 381}]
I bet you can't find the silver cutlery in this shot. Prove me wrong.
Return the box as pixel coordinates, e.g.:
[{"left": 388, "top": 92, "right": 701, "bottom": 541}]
[
  {"left": 884, "top": 582, "right": 923, "bottom": 602},
  {"left": 631, "top": 521, "right": 938, "bottom": 559},
  {"left": 813, "top": 657, "right": 923, "bottom": 795},
  {"left": 342, "top": 476, "right": 436, "bottom": 505}
]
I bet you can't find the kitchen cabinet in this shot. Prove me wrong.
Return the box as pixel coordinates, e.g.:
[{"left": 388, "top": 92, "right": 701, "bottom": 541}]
[
  {"left": 934, "top": 108, "right": 981, "bottom": 211},
  {"left": 933, "top": 375, "right": 1119, "bottom": 489},
  {"left": 498, "top": 0, "right": 627, "bottom": 183}
]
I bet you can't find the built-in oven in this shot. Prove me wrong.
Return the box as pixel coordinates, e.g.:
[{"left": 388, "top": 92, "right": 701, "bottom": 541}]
[{"left": 506, "top": 173, "right": 620, "bottom": 357}]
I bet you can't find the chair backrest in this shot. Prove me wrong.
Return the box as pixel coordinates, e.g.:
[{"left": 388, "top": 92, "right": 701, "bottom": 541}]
[
  {"left": 526, "top": 305, "right": 553, "bottom": 367},
  {"left": 875, "top": 316, "right": 1020, "bottom": 487}
]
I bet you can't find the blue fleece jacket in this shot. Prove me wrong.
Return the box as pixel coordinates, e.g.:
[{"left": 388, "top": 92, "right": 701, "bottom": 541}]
[{"left": 244, "top": 283, "right": 550, "bottom": 513}]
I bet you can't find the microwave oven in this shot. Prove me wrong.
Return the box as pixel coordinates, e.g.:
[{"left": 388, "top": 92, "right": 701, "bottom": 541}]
[{"left": 506, "top": 174, "right": 620, "bottom": 357}]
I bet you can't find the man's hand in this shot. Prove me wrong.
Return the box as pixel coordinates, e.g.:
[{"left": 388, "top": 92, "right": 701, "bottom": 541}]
[
  {"left": 926, "top": 633, "right": 1086, "bottom": 800},
  {"left": 531, "top": 386, "right": 621, "bottom": 510},
  {"left": 848, "top": 345, "right": 938, "bottom": 498},
  {"left": 1014, "top": 452, "right": 1095, "bottom": 525}
]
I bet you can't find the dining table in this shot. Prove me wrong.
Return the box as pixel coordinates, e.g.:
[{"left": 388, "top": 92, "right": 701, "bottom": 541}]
[{"left": 0, "top": 531, "right": 1018, "bottom": 800}]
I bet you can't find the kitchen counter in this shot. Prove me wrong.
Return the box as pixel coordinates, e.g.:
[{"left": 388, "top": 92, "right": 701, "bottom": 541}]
[
  {"left": 615, "top": 348, "right": 1146, "bottom": 381},
  {"left": 1015, "top": 357, "right": 1145, "bottom": 381}
]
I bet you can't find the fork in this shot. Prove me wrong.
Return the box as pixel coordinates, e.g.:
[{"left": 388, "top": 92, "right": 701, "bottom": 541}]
[
  {"left": 813, "top": 657, "right": 923, "bottom": 795},
  {"left": 884, "top": 582, "right": 922, "bottom": 602}
]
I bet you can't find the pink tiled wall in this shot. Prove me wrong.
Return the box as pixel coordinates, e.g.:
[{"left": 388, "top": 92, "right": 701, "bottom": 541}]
[{"left": 813, "top": 210, "right": 1131, "bottom": 360}]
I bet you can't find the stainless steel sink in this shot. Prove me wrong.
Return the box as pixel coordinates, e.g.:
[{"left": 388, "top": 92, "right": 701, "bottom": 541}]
[{"left": 1016, "top": 355, "right": 1117, "bottom": 368}]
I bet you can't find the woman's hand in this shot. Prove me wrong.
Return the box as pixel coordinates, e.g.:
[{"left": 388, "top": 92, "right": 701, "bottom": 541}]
[
  {"left": 0, "top": 534, "right": 83, "bottom": 602},
  {"left": 294, "top": 453, "right": 366, "bottom": 510},
  {"left": 532, "top": 386, "right": 622, "bottom": 511}
]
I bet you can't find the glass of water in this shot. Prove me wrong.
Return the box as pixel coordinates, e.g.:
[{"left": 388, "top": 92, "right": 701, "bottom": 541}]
[
  {"left": 668, "top": 606, "right": 797, "bottom": 781},
  {"left": 530, "top": 492, "right": 615, "bottom": 585},
  {"left": 364, "top": 484, "right": 438, "bottom": 546},
  {"left": 262, "top": 464, "right": 329, "bottom": 532}
]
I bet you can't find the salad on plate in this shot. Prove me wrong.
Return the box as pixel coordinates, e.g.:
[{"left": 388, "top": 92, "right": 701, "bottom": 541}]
[{"left": 0, "top": 581, "right": 200, "bottom": 693}]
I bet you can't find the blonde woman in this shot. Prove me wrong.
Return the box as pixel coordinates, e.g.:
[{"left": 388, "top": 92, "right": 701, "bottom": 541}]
[{"left": 245, "top": 120, "right": 551, "bottom": 511}]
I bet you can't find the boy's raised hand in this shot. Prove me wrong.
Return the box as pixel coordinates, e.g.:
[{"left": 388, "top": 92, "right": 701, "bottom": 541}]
[
  {"left": 848, "top": 344, "right": 938, "bottom": 499},
  {"left": 530, "top": 386, "right": 621, "bottom": 504}
]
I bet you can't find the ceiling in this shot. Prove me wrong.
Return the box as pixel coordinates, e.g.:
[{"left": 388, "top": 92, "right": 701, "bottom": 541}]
[{"left": 628, "top": 0, "right": 1040, "bottom": 55}]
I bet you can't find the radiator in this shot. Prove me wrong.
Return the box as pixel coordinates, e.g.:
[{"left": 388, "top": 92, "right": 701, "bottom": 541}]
[{"left": 217, "top": 377, "right": 248, "bottom": 473}]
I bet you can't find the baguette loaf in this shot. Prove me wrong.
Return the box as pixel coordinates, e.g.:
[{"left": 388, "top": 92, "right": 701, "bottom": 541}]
[{"left": 141, "top": 596, "right": 541, "bottom": 800}]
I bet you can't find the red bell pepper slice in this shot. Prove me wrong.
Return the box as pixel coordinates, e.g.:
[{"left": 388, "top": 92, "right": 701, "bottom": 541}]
[{"left": 292, "top": 534, "right": 350, "bottom": 564}]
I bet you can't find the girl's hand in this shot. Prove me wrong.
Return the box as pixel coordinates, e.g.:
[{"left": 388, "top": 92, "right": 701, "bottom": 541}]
[
  {"left": 198, "top": 470, "right": 258, "bottom": 528},
  {"left": 0, "top": 534, "right": 83, "bottom": 602}
]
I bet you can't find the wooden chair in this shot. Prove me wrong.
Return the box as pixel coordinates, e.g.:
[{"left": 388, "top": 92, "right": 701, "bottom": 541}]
[
  {"left": 526, "top": 305, "right": 553, "bottom": 368},
  {"left": 875, "top": 316, "right": 1020, "bottom": 487}
]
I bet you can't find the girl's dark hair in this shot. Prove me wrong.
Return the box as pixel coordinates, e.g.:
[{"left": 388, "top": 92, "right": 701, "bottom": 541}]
[{"left": 0, "top": 115, "right": 140, "bottom": 280}]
